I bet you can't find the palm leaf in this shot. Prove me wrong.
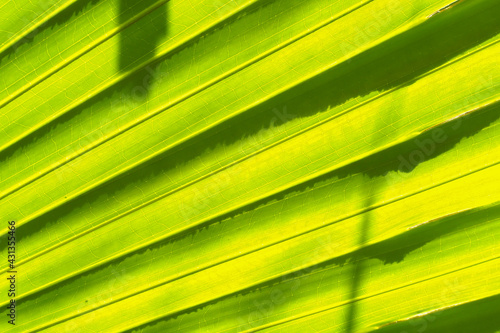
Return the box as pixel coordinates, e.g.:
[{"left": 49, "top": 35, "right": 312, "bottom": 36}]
[{"left": 0, "top": 0, "right": 498, "bottom": 331}]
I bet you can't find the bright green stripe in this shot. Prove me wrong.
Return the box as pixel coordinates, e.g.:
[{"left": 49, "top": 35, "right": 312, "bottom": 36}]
[
  {"left": 134, "top": 204, "right": 500, "bottom": 332},
  {"left": 0, "top": 0, "right": 75, "bottom": 52},
  {"left": 4, "top": 105, "right": 500, "bottom": 331},
  {"left": 1, "top": 24, "right": 497, "bottom": 267},
  {"left": 0, "top": 0, "right": 170, "bottom": 108},
  {"left": 28, "top": 165, "right": 500, "bottom": 332},
  {"left": 1, "top": 0, "right": 488, "bottom": 237}
]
